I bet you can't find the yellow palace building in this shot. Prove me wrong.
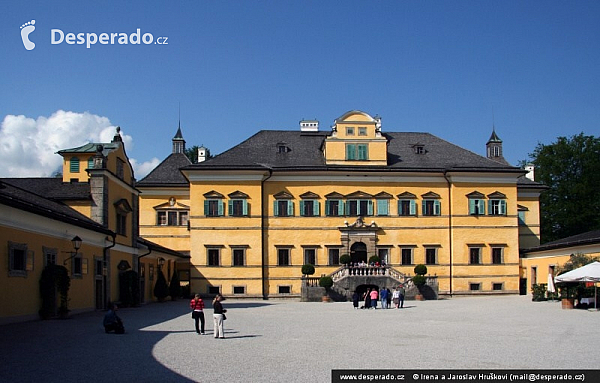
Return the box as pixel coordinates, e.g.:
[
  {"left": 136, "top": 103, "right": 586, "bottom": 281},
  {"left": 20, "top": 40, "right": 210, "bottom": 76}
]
[{"left": 138, "top": 110, "right": 545, "bottom": 299}]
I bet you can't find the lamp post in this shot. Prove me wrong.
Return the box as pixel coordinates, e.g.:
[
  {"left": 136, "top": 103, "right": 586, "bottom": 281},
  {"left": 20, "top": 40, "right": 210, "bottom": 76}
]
[
  {"left": 158, "top": 257, "right": 165, "bottom": 270},
  {"left": 64, "top": 235, "right": 82, "bottom": 265}
]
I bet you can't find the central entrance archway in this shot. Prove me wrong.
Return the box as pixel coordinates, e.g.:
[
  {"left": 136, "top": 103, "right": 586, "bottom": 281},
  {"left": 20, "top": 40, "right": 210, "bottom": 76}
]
[{"left": 350, "top": 242, "right": 367, "bottom": 264}]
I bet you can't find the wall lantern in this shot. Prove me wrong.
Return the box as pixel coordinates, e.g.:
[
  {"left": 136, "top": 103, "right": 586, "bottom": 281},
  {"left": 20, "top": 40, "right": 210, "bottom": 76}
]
[{"left": 64, "top": 235, "right": 82, "bottom": 265}]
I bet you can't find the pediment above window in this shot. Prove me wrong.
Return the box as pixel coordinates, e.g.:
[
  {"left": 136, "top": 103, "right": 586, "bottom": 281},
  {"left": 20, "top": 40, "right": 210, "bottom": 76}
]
[
  {"left": 114, "top": 199, "right": 132, "bottom": 213},
  {"left": 397, "top": 192, "right": 417, "bottom": 199},
  {"left": 325, "top": 192, "right": 345, "bottom": 199},
  {"left": 487, "top": 191, "right": 506, "bottom": 199},
  {"left": 228, "top": 190, "right": 249, "bottom": 199},
  {"left": 374, "top": 192, "right": 393, "bottom": 199},
  {"left": 466, "top": 191, "right": 485, "bottom": 199},
  {"left": 153, "top": 202, "right": 190, "bottom": 210},
  {"left": 203, "top": 190, "right": 225, "bottom": 199},
  {"left": 274, "top": 191, "right": 294, "bottom": 199},
  {"left": 299, "top": 191, "right": 320, "bottom": 199},
  {"left": 421, "top": 191, "right": 441, "bottom": 199},
  {"left": 345, "top": 190, "right": 373, "bottom": 199}
]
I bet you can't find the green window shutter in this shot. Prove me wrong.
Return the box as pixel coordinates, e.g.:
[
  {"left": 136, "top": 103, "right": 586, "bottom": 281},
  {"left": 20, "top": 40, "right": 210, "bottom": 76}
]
[
  {"left": 377, "top": 200, "right": 388, "bottom": 216},
  {"left": 88, "top": 158, "right": 94, "bottom": 170},
  {"left": 228, "top": 200, "right": 233, "bottom": 216},
  {"left": 70, "top": 158, "right": 80, "bottom": 173},
  {"left": 300, "top": 200, "right": 305, "bottom": 216},
  {"left": 469, "top": 199, "right": 475, "bottom": 215},
  {"left": 273, "top": 201, "right": 278, "bottom": 216},
  {"left": 313, "top": 201, "right": 320, "bottom": 216},
  {"left": 358, "top": 144, "right": 368, "bottom": 160},
  {"left": 346, "top": 144, "right": 356, "bottom": 160},
  {"left": 397, "top": 200, "right": 402, "bottom": 216},
  {"left": 242, "top": 200, "right": 248, "bottom": 216},
  {"left": 367, "top": 200, "right": 374, "bottom": 216},
  {"left": 218, "top": 200, "right": 224, "bottom": 216},
  {"left": 479, "top": 200, "right": 486, "bottom": 215},
  {"left": 500, "top": 200, "right": 506, "bottom": 215},
  {"left": 488, "top": 200, "right": 492, "bottom": 215},
  {"left": 338, "top": 200, "right": 345, "bottom": 216},
  {"left": 325, "top": 200, "right": 330, "bottom": 215},
  {"left": 287, "top": 201, "right": 294, "bottom": 216},
  {"left": 421, "top": 200, "right": 426, "bottom": 215},
  {"left": 204, "top": 200, "right": 209, "bottom": 216},
  {"left": 410, "top": 200, "right": 416, "bottom": 215},
  {"left": 434, "top": 200, "right": 441, "bottom": 216}
]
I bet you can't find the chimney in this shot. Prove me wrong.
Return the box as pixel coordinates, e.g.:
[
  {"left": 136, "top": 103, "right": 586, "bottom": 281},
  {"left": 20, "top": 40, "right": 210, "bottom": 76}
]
[
  {"left": 525, "top": 163, "right": 535, "bottom": 181},
  {"left": 300, "top": 119, "right": 318, "bottom": 132}
]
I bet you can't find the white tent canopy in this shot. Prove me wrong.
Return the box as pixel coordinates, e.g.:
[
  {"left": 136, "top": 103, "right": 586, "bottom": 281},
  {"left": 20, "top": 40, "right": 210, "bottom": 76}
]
[{"left": 554, "top": 261, "right": 600, "bottom": 283}]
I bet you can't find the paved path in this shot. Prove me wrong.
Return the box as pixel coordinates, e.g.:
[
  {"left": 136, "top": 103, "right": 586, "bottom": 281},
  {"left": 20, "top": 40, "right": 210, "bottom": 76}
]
[{"left": 1, "top": 296, "right": 598, "bottom": 382}]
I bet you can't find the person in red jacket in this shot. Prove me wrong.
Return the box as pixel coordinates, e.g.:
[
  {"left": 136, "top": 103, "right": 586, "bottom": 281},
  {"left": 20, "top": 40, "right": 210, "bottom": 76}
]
[{"left": 190, "top": 294, "right": 205, "bottom": 335}]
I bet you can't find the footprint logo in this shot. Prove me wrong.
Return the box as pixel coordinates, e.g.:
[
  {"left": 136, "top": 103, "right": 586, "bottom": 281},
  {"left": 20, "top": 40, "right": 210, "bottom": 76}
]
[{"left": 20, "top": 20, "right": 36, "bottom": 51}]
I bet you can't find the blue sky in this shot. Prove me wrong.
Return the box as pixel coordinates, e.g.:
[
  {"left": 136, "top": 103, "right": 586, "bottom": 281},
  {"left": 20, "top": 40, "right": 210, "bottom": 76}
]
[{"left": 2, "top": 1, "right": 599, "bottom": 178}]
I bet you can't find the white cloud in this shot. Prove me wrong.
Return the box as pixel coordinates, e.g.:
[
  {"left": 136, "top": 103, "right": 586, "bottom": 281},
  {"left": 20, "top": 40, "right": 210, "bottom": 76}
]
[{"left": 0, "top": 110, "right": 158, "bottom": 179}]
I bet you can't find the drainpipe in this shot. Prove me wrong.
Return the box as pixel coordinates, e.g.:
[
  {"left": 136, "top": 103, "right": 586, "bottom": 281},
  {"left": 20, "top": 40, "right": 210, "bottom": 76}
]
[
  {"left": 443, "top": 170, "right": 453, "bottom": 297},
  {"left": 103, "top": 233, "right": 117, "bottom": 309},
  {"left": 261, "top": 169, "right": 273, "bottom": 300}
]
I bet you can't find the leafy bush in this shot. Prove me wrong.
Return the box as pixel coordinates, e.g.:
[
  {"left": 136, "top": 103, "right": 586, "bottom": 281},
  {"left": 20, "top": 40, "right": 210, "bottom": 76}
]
[
  {"left": 531, "top": 284, "right": 547, "bottom": 301},
  {"left": 368, "top": 255, "right": 380, "bottom": 264},
  {"left": 119, "top": 270, "right": 140, "bottom": 307},
  {"left": 339, "top": 254, "right": 351, "bottom": 265},
  {"left": 169, "top": 270, "right": 181, "bottom": 300},
  {"left": 301, "top": 264, "right": 315, "bottom": 276},
  {"left": 412, "top": 275, "right": 426, "bottom": 287},
  {"left": 319, "top": 276, "right": 334, "bottom": 290},
  {"left": 414, "top": 264, "right": 427, "bottom": 276},
  {"left": 154, "top": 269, "right": 169, "bottom": 301}
]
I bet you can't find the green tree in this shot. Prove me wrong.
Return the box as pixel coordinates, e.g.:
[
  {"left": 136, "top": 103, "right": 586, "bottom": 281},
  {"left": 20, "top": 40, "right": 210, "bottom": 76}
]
[
  {"left": 527, "top": 133, "right": 600, "bottom": 243},
  {"left": 184, "top": 145, "right": 212, "bottom": 164},
  {"left": 557, "top": 253, "right": 600, "bottom": 275},
  {"left": 154, "top": 269, "right": 169, "bottom": 301}
]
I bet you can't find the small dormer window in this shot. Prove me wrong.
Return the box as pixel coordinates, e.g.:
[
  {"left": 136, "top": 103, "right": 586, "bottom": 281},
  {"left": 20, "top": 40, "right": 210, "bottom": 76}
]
[{"left": 414, "top": 145, "right": 425, "bottom": 154}]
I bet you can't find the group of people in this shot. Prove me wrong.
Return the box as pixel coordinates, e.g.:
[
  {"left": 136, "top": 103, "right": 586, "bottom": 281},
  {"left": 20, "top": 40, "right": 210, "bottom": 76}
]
[
  {"left": 351, "top": 285, "right": 405, "bottom": 309},
  {"left": 103, "top": 294, "right": 228, "bottom": 338}
]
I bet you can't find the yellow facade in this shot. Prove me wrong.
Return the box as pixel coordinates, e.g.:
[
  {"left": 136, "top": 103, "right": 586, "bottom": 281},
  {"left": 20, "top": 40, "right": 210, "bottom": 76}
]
[{"left": 139, "top": 110, "right": 543, "bottom": 299}]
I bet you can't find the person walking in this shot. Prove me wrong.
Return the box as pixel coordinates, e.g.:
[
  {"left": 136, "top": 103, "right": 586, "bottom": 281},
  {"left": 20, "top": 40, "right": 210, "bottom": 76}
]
[
  {"left": 380, "top": 287, "right": 388, "bottom": 309},
  {"left": 392, "top": 287, "right": 400, "bottom": 309},
  {"left": 370, "top": 288, "right": 378, "bottom": 309},
  {"left": 352, "top": 291, "right": 360, "bottom": 309},
  {"left": 363, "top": 288, "right": 371, "bottom": 309},
  {"left": 386, "top": 288, "right": 392, "bottom": 309},
  {"left": 398, "top": 284, "right": 405, "bottom": 308},
  {"left": 190, "top": 294, "right": 205, "bottom": 335},
  {"left": 212, "top": 294, "right": 227, "bottom": 339}
]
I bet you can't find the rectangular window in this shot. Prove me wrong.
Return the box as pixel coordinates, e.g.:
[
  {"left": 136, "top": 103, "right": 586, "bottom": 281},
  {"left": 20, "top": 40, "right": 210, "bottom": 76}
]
[
  {"left": 399, "top": 200, "right": 417, "bottom": 216},
  {"left": 70, "top": 158, "right": 80, "bottom": 173},
  {"left": 425, "top": 248, "right": 437, "bottom": 265},
  {"left": 179, "top": 212, "right": 188, "bottom": 226},
  {"left": 158, "top": 211, "right": 188, "bottom": 226},
  {"left": 208, "top": 286, "right": 220, "bottom": 294},
  {"left": 233, "top": 286, "right": 245, "bottom": 295},
  {"left": 469, "top": 199, "right": 486, "bottom": 215},
  {"left": 73, "top": 256, "right": 83, "bottom": 276},
  {"left": 207, "top": 248, "right": 220, "bottom": 266},
  {"left": 278, "top": 286, "right": 291, "bottom": 294},
  {"left": 491, "top": 247, "right": 503, "bottom": 264},
  {"left": 274, "top": 200, "right": 293, "bottom": 217},
  {"left": 9, "top": 242, "right": 27, "bottom": 277},
  {"left": 205, "top": 199, "right": 223, "bottom": 217},
  {"left": 401, "top": 248, "right": 413, "bottom": 265},
  {"left": 328, "top": 248, "right": 340, "bottom": 265},
  {"left": 158, "top": 211, "right": 167, "bottom": 225},
  {"left": 469, "top": 283, "right": 481, "bottom": 291},
  {"left": 44, "top": 248, "right": 57, "bottom": 266},
  {"left": 168, "top": 211, "right": 178, "bottom": 226},
  {"left": 116, "top": 213, "right": 127, "bottom": 236},
  {"left": 518, "top": 211, "right": 526, "bottom": 226},
  {"left": 325, "top": 200, "right": 344, "bottom": 216},
  {"left": 346, "top": 127, "right": 355, "bottom": 136},
  {"left": 87, "top": 158, "right": 94, "bottom": 170},
  {"left": 469, "top": 248, "right": 481, "bottom": 265},
  {"left": 377, "top": 248, "right": 389, "bottom": 264},
  {"left": 358, "top": 127, "right": 367, "bottom": 136},
  {"left": 232, "top": 248, "right": 245, "bottom": 266},
  {"left": 277, "top": 248, "right": 290, "bottom": 266},
  {"left": 422, "top": 200, "right": 441, "bottom": 216},
  {"left": 304, "top": 248, "right": 316, "bottom": 265},
  {"left": 376, "top": 200, "right": 389, "bottom": 216},
  {"left": 488, "top": 199, "right": 507, "bottom": 216},
  {"left": 229, "top": 199, "right": 248, "bottom": 217},
  {"left": 347, "top": 199, "right": 373, "bottom": 216},
  {"left": 492, "top": 283, "right": 503, "bottom": 291},
  {"left": 300, "top": 200, "right": 320, "bottom": 217}
]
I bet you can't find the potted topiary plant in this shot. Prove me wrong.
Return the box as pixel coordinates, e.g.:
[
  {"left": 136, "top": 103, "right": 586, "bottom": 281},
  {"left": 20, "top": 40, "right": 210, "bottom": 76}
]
[
  {"left": 413, "top": 264, "right": 428, "bottom": 300},
  {"left": 169, "top": 270, "right": 181, "bottom": 301},
  {"left": 319, "top": 276, "right": 334, "bottom": 302},
  {"left": 339, "top": 254, "right": 351, "bottom": 267},
  {"left": 368, "top": 255, "right": 380, "bottom": 265},
  {"left": 153, "top": 269, "right": 169, "bottom": 301},
  {"left": 301, "top": 264, "right": 315, "bottom": 277}
]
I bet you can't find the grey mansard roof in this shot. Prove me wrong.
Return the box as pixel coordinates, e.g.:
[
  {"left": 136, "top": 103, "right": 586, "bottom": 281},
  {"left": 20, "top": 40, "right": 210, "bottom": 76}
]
[
  {"left": 137, "top": 153, "right": 192, "bottom": 186},
  {"left": 180, "top": 130, "right": 524, "bottom": 174}
]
